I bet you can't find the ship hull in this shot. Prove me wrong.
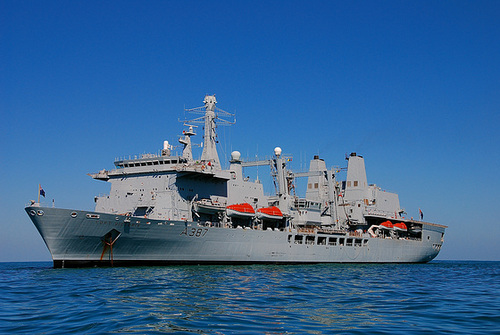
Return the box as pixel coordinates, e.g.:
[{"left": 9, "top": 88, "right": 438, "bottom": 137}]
[{"left": 26, "top": 206, "right": 445, "bottom": 268}]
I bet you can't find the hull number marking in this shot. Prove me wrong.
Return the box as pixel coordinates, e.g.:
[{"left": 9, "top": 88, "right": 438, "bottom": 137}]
[{"left": 180, "top": 227, "right": 209, "bottom": 238}]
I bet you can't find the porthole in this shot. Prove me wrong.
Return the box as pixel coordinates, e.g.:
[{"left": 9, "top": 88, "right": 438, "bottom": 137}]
[
  {"left": 70, "top": 212, "right": 78, "bottom": 218},
  {"left": 37, "top": 210, "right": 44, "bottom": 216},
  {"left": 29, "top": 210, "right": 36, "bottom": 216}
]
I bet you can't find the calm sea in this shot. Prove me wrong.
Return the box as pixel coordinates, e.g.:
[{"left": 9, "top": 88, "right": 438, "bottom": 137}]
[{"left": 0, "top": 261, "right": 498, "bottom": 334}]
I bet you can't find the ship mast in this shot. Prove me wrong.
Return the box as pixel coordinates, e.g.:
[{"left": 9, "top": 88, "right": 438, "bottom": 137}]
[
  {"left": 200, "top": 95, "right": 220, "bottom": 168},
  {"left": 182, "top": 95, "right": 235, "bottom": 170}
]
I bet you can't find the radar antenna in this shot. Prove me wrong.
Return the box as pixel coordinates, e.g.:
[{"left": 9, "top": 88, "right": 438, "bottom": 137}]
[{"left": 178, "top": 124, "right": 198, "bottom": 161}]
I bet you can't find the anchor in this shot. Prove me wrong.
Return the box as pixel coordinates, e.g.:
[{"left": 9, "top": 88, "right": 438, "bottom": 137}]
[{"left": 100, "top": 229, "right": 121, "bottom": 266}]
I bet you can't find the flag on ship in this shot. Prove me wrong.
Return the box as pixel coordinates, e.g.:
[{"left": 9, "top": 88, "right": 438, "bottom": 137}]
[
  {"left": 39, "top": 185, "right": 45, "bottom": 198},
  {"left": 419, "top": 208, "right": 423, "bottom": 220}
]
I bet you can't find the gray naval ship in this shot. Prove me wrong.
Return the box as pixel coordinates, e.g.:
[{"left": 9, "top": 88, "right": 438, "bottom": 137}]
[{"left": 26, "top": 95, "right": 447, "bottom": 268}]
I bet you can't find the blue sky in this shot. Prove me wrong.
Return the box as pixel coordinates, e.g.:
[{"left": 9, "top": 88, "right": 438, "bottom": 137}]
[{"left": 1, "top": 0, "right": 499, "bottom": 261}]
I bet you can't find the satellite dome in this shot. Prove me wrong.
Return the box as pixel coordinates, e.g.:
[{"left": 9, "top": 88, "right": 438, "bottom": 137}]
[
  {"left": 231, "top": 151, "right": 241, "bottom": 161},
  {"left": 274, "top": 147, "right": 282, "bottom": 157}
]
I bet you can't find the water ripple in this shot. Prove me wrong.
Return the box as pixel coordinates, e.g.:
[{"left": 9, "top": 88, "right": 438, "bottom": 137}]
[{"left": 0, "top": 261, "right": 499, "bottom": 334}]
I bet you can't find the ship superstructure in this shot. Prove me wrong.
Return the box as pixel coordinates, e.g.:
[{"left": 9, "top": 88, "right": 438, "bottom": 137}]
[{"left": 26, "top": 95, "right": 447, "bottom": 268}]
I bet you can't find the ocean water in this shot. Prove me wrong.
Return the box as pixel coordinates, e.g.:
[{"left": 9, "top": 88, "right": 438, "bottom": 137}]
[{"left": 0, "top": 261, "right": 498, "bottom": 334}]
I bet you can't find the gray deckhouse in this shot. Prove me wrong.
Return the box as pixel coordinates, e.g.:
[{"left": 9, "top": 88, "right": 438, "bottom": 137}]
[{"left": 91, "top": 96, "right": 418, "bottom": 236}]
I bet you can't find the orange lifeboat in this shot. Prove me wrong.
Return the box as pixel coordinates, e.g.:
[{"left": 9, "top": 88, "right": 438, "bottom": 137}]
[
  {"left": 394, "top": 222, "right": 408, "bottom": 232},
  {"left": 256, "top": 206, "right": 283, "bottom": 220},
  {"left": 379, "top": 220, "right": 394, "bottom": 230},
  {"left": 226, "top": 203, "right": 255, "bottom": 218}
]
